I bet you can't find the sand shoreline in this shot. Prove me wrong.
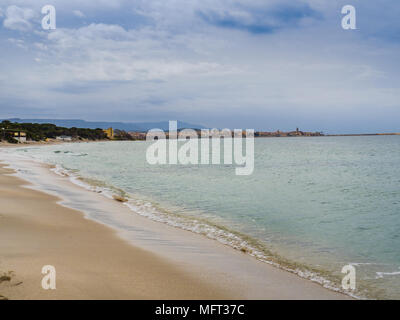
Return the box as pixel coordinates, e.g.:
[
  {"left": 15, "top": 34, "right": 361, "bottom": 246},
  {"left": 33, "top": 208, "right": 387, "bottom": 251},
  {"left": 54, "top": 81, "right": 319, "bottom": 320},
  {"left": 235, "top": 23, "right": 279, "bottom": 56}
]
[
  {"left": 0, "top": 163, "right": 234, "bottom": 299},
  {"left": 0, "top": 149, "right": 351, "bottom": 300}
]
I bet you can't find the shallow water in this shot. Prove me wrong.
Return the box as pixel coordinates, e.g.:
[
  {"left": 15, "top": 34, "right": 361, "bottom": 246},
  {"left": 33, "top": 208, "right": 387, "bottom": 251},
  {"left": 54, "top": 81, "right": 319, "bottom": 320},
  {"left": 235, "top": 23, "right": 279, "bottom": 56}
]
[{"left": 8, "top": 136, "right": 400, "bottom": 299}]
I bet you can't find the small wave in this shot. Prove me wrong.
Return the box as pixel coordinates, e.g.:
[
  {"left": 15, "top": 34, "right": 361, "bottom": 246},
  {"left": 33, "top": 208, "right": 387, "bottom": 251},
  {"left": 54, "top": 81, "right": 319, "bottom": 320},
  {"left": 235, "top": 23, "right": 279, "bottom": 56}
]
[
  {"left": 71, "top": 153, "right": 88, "bottom": 157},
  {"left": 376, "top": 270, "right": 400, "bottom": 279},
  {"left": 53, "top": 150, "right": 87, "bottom": 157},
  {"left": 349, "top": 262, "right": 387, "bottom": 266},
  {"left": 51, "top": 164, "right": 127, "bottom": 200}
]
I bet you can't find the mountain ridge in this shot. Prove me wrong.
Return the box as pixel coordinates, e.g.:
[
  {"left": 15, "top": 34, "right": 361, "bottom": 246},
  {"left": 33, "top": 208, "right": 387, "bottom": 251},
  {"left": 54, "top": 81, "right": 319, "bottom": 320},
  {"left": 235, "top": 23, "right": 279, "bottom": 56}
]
[{"left": 4, "top": 119, "right": 206, "bottom": 132}]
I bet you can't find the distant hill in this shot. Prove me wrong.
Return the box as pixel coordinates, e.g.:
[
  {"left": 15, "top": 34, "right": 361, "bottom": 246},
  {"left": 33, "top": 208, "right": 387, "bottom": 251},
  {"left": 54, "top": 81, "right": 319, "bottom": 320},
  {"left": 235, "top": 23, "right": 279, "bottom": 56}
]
[{"left": 4, "top": 119, "right": 206, "bottom": 132}]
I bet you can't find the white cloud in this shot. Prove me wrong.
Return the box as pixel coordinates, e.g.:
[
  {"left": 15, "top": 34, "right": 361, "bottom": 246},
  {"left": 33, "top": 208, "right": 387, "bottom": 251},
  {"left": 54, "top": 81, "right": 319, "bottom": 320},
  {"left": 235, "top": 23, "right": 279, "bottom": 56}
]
[
  {"left": 8, "top": 38, "right": 27, "bottom": 49},
  {"left": 73, "top": 10, "right": 85, "bottom": 18},
  {"left": 40, "top": 23, "right": 234, "bottom": 82},
  {"left": 3, "top": 5, "right": 36, "bottom": 31}
]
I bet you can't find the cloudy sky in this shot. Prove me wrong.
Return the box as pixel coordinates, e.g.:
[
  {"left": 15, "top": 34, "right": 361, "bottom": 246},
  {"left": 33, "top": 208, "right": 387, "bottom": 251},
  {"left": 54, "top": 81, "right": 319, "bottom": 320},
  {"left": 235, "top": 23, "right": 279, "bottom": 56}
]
[{"left": 0, "top": 0, "right": 399, "bottom": 133}]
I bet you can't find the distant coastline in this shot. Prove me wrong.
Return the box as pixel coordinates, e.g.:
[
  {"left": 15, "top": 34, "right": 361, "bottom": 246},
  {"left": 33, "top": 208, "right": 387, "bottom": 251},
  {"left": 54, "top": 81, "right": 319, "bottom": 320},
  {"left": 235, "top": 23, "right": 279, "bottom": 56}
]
[
  {"left": 1, "top": 119, "right": 399, "bottom": 145},
  {"left": 326, "top": 133, "right": 400, "bottom": 137}
]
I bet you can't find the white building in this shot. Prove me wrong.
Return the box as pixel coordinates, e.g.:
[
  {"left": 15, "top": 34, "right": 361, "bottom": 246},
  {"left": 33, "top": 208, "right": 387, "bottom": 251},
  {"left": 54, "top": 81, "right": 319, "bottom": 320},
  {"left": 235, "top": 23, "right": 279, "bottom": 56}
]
[
  {"left": 56, "top": 135, "right": 72, "bottom": 141},
  {"left": 13, "top": 131, "right": 27, "bottom": 143}
]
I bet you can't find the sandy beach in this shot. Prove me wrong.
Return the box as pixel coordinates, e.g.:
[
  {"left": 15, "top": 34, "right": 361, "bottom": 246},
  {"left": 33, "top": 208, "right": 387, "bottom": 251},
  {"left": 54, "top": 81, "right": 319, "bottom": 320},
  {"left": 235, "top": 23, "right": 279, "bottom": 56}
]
[
  {"left": 0, "top": 163, "right": 234, "bottom": 299},
  {"left": 0, "top": 148, "right": 351, "bottom": 300}
]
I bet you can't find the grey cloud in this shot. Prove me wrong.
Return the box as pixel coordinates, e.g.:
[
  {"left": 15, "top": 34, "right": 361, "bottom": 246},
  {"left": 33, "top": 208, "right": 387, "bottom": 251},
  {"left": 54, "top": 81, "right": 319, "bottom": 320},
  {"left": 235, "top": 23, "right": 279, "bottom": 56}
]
[{"left": 197, "top": 2, "right": 322, "bottom": 34}]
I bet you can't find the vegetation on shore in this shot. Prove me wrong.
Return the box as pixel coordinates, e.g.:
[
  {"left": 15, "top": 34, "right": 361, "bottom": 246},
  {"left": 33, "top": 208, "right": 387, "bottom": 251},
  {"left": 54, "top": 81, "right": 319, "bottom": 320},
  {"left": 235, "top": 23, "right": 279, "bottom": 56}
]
[
  {"left": 112, "top": 129, "right": 138, "bottom": 141},
  {"left": 0, "top": 120, "right": 107, "bottom": 143}
]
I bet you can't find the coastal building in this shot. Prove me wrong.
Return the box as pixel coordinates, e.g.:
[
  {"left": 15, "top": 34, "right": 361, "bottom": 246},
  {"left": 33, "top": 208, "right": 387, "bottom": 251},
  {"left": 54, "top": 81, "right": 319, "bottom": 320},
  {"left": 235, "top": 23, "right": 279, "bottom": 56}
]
[
  {"left": 103, "top": 127, "right": 114, "bottom": 139},
  {"left": 56, "top": 135, "right": 72, "bottom": 141},
  {"left": 128, "top": 132, "right": 146, "bottom": 140},
  {"left": 13, "top": 131, "right": 27, "bottom": 143}
]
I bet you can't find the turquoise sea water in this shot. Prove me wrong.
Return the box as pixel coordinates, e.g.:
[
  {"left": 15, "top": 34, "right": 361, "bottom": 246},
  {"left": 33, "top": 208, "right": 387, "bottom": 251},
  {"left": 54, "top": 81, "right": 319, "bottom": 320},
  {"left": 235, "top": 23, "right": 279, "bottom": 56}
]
[{"left": 11, "top": 136, "right": 400, "bottom": 299}]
